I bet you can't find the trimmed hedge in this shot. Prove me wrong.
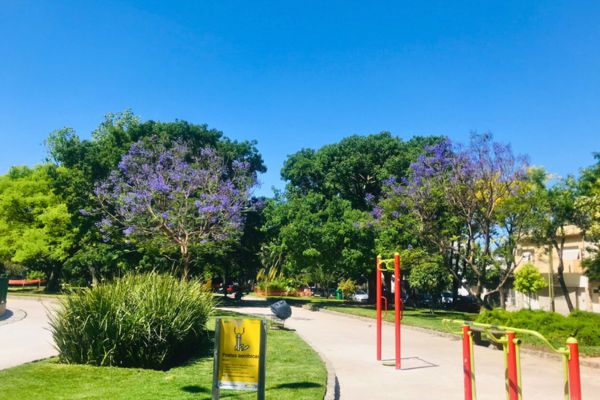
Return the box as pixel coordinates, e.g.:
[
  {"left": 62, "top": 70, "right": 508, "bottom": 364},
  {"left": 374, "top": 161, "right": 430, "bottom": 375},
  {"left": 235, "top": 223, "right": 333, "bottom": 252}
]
[
  {"left": 476, "top": 309, "right": 600, "bottom": 349},
  {"left": 50, "top": 273, "right": 213, "bottom": 369}
]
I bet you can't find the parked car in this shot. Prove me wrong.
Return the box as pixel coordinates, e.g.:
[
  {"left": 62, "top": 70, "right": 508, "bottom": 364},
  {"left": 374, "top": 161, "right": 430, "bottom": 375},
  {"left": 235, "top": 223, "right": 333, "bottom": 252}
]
[
  {"left": 440, "top": 292, "right": 453, "bottom": 307},
  {"left": 351, "top": 290, "right": 369, "bottom": 303},
  {"left": 454, "top": 295, "right": 481, "bottom": 313}
]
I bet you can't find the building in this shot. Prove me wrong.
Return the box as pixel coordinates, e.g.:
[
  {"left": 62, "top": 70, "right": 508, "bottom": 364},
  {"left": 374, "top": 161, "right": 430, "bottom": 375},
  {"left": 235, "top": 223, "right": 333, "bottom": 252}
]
[{"left": 507, "top": 225, "right": 600, "bottom": 314}]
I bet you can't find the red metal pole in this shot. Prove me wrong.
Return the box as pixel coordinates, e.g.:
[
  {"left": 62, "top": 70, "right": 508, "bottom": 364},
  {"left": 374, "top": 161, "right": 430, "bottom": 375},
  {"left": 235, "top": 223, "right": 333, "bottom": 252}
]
[
  {"left": 567, "top": 338, "right": 582, "bottom": 400},
  {"left": 376, "top": 256, "right": 382, "bottom": 361},
  {"left": 394, "top": 252, "right": 401, "bottom": 370},
  {"left": 506, "top": 331, "right": 519, "bottom": 400},
  {"left": 462, "top": 325, "right": 473, "bottom": 400}
]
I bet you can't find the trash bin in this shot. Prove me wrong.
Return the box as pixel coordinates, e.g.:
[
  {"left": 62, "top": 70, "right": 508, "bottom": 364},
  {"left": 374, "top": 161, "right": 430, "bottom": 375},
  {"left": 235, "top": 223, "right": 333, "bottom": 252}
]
[
  {"left": 0, "top": 274, "right": 8, "bottom": 316},
  {"left": 336, "top": 288, "right": 343, "bottom": 300},
  {"left": 270, "top": 300, "right": 292, "bottom": 321}
]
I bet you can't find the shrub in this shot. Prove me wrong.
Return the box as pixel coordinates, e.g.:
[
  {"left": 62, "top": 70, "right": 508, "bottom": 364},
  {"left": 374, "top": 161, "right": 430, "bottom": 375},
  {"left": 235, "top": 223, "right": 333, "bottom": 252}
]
[
  {"left": 26, "top": 270, "right": 46, "bottom": 281},
  {"left": 50, "top": 273, "right": 213, "bottom": 369},
  {"left": 337, "top": 278, "right": 357, "bottom": 299},
  {"left": 475, "top": 309, "right": 600, "bottom": 349},
  {"left": 513, "top": 264, "right": 547, "bottom": 309}
]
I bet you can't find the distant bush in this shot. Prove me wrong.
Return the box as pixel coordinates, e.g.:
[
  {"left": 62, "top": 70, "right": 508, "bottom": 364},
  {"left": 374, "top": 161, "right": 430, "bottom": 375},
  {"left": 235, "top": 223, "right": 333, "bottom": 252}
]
[
  {"left": 26, "top": 270, "right": 46, "bottom": 281},
  {"left": 50, "top": 273, "right": 213, "bottom": 369},
  {"left": 337, "top": 278, "right": 357, "bottom": 298},
  {"left": 476, "top": 309, "right": 600, "bottom": 348}
]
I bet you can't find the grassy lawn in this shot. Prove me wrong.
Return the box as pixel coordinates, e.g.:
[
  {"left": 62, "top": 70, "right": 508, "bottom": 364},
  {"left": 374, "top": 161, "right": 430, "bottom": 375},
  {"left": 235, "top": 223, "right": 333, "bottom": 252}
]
[
  {"left": 323, "top": 304, "right": 477, "bottom": 332},
  {"left": 251, "top": 293, "right": 477, "bottom": 333},
  {"left": 7, "top": 286, "right": 64, "bottom": 298},
  {"left": 0, "top": 310, "right": 327, "bottom": 400}
]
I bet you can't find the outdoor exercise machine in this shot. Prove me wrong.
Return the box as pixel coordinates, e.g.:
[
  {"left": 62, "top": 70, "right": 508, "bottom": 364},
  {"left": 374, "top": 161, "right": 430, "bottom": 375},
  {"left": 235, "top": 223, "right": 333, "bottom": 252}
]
[
  {"left": 443, "top": 319, "right": 582, "bottom": 400},
  {"left": 376, "top": 253, "right": 402, "bottom": 369}
]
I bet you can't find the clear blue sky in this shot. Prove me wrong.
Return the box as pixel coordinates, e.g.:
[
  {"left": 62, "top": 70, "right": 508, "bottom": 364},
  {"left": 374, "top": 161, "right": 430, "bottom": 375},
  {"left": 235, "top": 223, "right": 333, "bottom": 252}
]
[{"left": 1, "top": 1, "right": 599, "bottom": 197}]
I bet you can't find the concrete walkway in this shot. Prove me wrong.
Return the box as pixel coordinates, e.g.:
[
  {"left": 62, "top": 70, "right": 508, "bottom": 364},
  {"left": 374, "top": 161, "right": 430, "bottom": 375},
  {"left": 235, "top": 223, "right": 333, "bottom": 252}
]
[
  {"left": 220, "top": 301, "right": 600, "bottom": 400},
  {"left": 0, "top": 296, "right": 58, "bottom": 369}
]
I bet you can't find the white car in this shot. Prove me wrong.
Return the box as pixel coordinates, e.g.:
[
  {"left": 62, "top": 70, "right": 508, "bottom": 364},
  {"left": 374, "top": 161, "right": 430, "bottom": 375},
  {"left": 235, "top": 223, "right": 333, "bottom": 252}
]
[{"left": 351, "top": 290, "right": 369, "bottom": 303}]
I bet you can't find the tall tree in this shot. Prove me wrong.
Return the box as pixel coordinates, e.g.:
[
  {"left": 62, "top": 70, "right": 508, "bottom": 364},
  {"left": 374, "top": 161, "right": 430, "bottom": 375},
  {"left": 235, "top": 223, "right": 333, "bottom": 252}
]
[
  {"left": 378, "top": 134, "right": 529, "bottom": 307},
  {"left": 529, "top": 168, "right": 579, "bottom": 312},
  {"left": 262, "top": 191, "right": 374, "bottom": 290},
  {"left": 93, "top": 138, "right": 256, "bottom": 278},
  {"left": 575, "top": 154, "right": 600, "bottom": 284},
  {"left": 0, "top": 166, "right": 76, "bottom": 290},
  {"left": 282, "top": 132, "right": 443, "bottom": 209},
  {"left": 280, "top": 132, "right": 443, "bottom": 299},
  {"left": 45, "top": 111, "right": 266, "bottom": 283}
]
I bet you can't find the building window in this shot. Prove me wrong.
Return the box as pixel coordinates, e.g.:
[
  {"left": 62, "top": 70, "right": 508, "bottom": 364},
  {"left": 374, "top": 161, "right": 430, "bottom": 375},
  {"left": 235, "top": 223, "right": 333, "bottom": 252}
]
[
  {"left": 521, "top": 250, "right": 533, "bottom": 262},
  {"left": 563, "top": 247, "right": 580, "bottom": 261}
]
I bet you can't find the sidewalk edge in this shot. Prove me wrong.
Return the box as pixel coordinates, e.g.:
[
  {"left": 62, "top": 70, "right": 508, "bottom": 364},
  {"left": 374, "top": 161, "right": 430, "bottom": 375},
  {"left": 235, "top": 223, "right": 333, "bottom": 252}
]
[{"left": 290, "top": 311, "right": 340, "bottom": 400}]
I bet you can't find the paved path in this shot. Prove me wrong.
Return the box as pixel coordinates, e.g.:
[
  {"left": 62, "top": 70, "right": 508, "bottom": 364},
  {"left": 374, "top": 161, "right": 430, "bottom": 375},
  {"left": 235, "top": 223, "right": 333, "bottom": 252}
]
[
  {"left": 0, "top": 296, "right": 58, "bottom": 370},
  {"left": 221, "top": 301, "right": 600, "bottom": 400}
]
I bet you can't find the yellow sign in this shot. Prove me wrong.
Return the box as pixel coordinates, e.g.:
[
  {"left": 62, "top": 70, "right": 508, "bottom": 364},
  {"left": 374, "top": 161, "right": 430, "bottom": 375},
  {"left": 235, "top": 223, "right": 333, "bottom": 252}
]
[{"left": 216, "top": 319, "right": 264, "bottom": 391}]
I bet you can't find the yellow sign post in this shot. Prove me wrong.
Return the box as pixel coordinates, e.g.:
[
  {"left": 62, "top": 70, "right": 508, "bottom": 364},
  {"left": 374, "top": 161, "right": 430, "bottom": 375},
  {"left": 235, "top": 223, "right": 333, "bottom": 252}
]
[{"left": 212, "top": 319, "right": 266, "bottom": 399}]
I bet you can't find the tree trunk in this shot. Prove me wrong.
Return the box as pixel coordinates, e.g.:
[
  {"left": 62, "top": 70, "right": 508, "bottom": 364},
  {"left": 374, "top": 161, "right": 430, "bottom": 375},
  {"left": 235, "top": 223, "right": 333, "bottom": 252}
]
[
  {"left": 384, "top": 273, "right": 392, "bottom": 304},
  {"left": 499, "top": 288, "right": 506, "bottom": 309},
  {"left": 554, "top": 241, "right": 574, "bottom": 313},
  {"left": 89, "top": 266, "right": 98, "bottom": 286},
  {"left": 181, "top": 242, "right": 190, "bottom": 280},
  {"left": 368, "top": 270, "right": 377, "bottom": 304},
  {"left": 556, "top": 261, "right": 574, "bottom": 312},
  {"left": 46, "top": 264, "right": 61, "bottom": 293}
]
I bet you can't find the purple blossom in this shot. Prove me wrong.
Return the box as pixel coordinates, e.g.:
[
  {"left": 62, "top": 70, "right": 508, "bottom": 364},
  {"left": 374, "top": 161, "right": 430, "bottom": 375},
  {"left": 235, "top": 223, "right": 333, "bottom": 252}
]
[{"left": 93, "top": 137, "right": 257, "bottom": 274}]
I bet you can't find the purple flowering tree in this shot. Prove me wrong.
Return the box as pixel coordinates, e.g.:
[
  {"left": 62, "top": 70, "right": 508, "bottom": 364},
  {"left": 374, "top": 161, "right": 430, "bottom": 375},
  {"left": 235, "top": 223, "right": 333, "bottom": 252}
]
[
  {"left": 94, "top": 138, "right": 256, "bottom": 278},
  {"left": 378, "top": 133, "right": 530, "bottom": 307}
]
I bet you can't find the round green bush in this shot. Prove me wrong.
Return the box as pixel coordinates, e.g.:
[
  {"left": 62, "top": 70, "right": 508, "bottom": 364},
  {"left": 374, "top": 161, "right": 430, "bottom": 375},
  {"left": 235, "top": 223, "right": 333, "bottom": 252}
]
[{"left": 50, "top": 273, "right": 213, "bottom": 369}]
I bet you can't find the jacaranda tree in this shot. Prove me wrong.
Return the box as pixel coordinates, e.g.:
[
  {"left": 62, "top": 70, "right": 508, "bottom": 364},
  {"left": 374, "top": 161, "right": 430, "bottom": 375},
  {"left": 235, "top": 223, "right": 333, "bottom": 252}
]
[
  {"left": 94, "top": 138, "right": 256, "bottom": 278},
  {"left": 377, "top": 133, "right": 530, "bottom": 307}
]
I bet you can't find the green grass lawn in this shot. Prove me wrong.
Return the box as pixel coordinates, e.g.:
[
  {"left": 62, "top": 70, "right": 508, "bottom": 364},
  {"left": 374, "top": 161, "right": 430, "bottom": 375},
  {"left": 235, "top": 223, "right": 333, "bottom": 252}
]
[
  {"left": 322, "top": 304, "right": 477, "bottom": 332},
  {"left": 252, "top": 293, "right": 477, "bottom": 333},
  {"left": 0, "top": 310, "right": 327, "bottom": 400},
  {"left": 7, "top": 286, "right": 64, "bottom": 298}
]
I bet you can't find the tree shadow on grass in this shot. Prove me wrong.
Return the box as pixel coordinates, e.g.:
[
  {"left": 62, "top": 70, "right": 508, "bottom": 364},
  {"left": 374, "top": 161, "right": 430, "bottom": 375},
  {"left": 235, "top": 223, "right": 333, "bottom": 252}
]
[
  {"left": 272, "top": 382, "right": 323, "bottom": 389},
  {"left": 181, "top": 385, "right": 209, "bottom": 393}
]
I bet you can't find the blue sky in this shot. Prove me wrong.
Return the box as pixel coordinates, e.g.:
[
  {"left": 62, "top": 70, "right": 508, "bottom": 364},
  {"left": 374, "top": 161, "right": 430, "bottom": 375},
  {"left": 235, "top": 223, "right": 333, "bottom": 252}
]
[{"left": 1, "top": 1, "right": 599, "bottom": 197}]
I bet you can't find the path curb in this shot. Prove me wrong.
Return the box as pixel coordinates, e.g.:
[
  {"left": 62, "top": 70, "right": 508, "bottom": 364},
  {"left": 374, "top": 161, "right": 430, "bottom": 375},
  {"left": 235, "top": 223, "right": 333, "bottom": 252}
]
[
  {"left": 318, "top": 308, "right": 600, "bottom": 370},
  {"left": 290, "top": 310, "right": 340, "bottom": 400}
]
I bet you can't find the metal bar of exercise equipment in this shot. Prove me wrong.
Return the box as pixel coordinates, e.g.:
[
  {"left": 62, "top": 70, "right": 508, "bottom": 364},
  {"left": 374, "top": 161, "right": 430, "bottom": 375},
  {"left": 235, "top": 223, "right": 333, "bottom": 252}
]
[
  {"left": 376, "top": 253, "right": 402, "bottom": 369},
  {"left": 444, "top": 319, "right": 582, "bottom": 400}
]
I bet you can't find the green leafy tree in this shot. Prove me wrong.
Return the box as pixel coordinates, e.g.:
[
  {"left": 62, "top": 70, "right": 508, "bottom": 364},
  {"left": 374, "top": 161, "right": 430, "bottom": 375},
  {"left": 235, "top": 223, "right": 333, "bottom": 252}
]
[
  {"left": 0, "top": 166, "right": 76, "bottom": 290},
  {"left": 407, "top": 255, "right": 452, "bottom": 309},
  {"left": 262, "top": 192, "right": 374, "bottom": 292},
  {"left": 575, "top": 154, "right": 600, "bottom": 283},
  {"left": 338, "top": 278, "right": 357, "bottom": 299},
  {"left": 514, "top": 263, "right": 548, "bottom": 309},
  {"left": 282, "top": 133, "right": 443, "bottom": 209},
  {"left": 529, "top": 168, "right": 580, "bottom": 312},
  {"left": 378, "top": 134, "right": 530, "bottom": 308},
  {"left": 281, "top": 133, "right": 443, "bottom": 299},
  {"left": 45, "top": 111, "right": 266, "bottom": 283}
]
